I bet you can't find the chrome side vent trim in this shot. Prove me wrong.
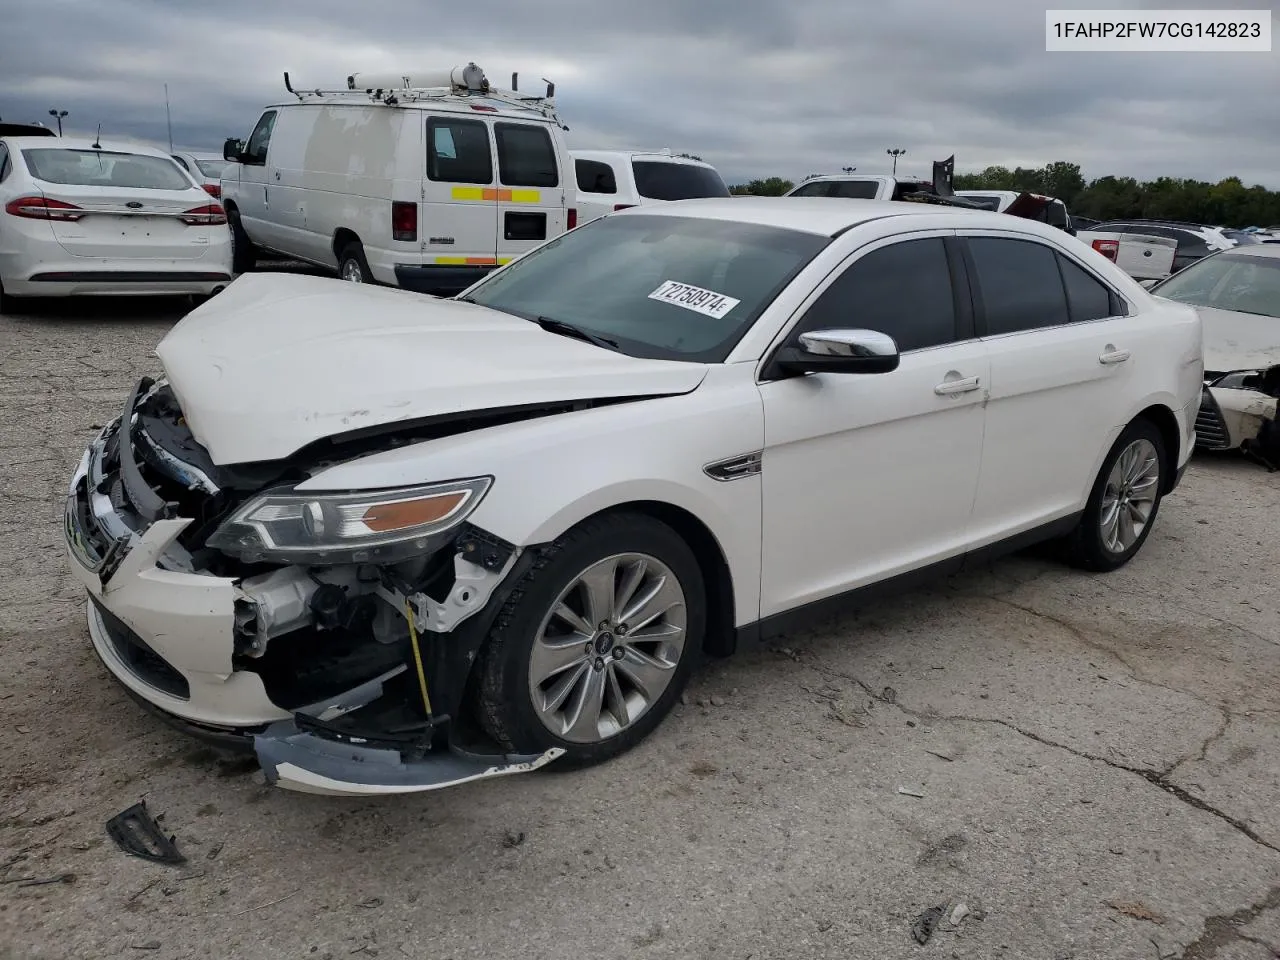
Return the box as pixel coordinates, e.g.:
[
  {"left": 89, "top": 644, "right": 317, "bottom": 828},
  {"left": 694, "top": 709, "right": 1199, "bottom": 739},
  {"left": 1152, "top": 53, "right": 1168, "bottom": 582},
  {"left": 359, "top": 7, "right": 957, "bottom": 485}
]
[{"left": 704, "top": 452, "right": 762, "bottom": 482}]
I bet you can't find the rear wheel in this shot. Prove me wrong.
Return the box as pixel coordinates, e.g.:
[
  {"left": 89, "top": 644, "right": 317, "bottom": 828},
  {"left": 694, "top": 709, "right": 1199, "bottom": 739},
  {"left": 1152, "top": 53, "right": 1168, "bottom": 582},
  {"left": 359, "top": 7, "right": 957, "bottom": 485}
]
[
  {"left": 474, "top": 512, "right": 705, "bottom": 768},
  {"left": 228, "top": 209, "right": 256, "bottom": 274},
  {"left": 1063, "top": 418, "right": 1166, "bottom": 571},
  {"left": 338, "top": 242, "right": 372, "bottom": 283}
]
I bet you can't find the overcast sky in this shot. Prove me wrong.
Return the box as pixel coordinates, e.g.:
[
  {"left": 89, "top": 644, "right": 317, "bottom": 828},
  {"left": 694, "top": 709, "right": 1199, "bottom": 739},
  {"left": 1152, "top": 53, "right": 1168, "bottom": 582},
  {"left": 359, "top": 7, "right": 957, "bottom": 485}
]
[{"left": 1, "top": 0, "right": 1277, "bottom": 188}]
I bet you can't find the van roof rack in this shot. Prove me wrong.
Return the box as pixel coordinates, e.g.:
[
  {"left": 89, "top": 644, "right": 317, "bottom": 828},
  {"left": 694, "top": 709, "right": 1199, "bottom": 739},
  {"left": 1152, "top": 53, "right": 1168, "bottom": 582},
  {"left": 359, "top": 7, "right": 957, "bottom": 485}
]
[{"left": 281, "top": 63, "right": 562, "bottom": 124}]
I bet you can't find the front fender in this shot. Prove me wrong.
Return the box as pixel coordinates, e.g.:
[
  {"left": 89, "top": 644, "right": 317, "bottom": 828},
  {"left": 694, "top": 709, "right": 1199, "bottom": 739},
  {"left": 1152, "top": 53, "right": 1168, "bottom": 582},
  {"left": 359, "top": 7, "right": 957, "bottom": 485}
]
[{"left": 301, "top": 365, "right": 766, "bottom": 627}]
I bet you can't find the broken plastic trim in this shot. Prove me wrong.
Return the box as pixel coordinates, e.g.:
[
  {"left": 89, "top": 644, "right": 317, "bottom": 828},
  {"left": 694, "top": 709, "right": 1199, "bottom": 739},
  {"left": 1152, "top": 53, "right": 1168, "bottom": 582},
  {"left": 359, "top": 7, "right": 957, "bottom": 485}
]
[{"left": 105, "top": 800, "right": 186, "bottom": 865}]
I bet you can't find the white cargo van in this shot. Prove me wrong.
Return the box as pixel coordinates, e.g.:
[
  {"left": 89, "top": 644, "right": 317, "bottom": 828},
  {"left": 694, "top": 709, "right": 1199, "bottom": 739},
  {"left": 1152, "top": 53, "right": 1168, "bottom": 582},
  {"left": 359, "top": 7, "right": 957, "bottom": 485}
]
[
  {"left": 571, "top": 150, "right": 729, "bottom": 225},
  {"left": 220, "top": 64, "right": 575, "bottom": 296}
]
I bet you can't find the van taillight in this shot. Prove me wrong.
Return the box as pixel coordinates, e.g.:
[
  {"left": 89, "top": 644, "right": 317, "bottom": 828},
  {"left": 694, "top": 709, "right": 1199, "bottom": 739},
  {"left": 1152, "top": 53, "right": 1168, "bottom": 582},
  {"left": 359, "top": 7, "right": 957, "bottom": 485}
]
[
  {"left": 1092, "top": 238, "right": 1120, "bottom": 262},
  {"left": 392, "top": 201, "right": 417, "bottom": 242},
  {"left": 614, "top": 204, "right": 636, "bottom": 211},
  {"left": 567, "top": 208, "right": 577, "bottom": 230}
]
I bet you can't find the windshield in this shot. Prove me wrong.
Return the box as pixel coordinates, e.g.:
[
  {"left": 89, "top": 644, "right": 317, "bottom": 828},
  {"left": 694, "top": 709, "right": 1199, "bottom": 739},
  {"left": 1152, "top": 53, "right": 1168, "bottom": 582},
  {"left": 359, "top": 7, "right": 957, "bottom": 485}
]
[
  {"left": 632, "top": 161, "right": 730, "bottom": 201},
  {"left": 1152, "top": 251, "right": 1280, "bottom": 318},
  {"left": 194, "top": 158, "right": 228, "bottom": 178},
  {"left": 22, "top": 149, "right": 192, "bottom": 190},
  {"left": 462, "top": 214, "right": 829, "bottom": 362}
]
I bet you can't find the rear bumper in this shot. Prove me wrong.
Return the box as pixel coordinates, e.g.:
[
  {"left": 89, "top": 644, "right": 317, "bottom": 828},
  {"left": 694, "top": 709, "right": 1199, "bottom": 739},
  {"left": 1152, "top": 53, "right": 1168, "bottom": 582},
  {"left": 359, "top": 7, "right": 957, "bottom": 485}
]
[{"left": 393, "top": 263, "right": 494, "bottom": 297}]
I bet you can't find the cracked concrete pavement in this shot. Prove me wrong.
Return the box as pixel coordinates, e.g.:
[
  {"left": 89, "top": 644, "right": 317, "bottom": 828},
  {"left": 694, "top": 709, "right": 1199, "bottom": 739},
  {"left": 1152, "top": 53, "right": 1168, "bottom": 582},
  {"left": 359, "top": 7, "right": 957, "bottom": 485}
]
[{"left": 1, "top": 288, "right": 1278, "bottom": 960}]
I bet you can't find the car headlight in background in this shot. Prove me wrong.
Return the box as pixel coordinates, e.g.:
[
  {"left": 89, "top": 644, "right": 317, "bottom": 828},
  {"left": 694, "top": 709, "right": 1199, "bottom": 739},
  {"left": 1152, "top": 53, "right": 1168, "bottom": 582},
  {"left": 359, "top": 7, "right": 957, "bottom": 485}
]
[{"left": 207, "top": 477, "right": 493, "bottom": 564}]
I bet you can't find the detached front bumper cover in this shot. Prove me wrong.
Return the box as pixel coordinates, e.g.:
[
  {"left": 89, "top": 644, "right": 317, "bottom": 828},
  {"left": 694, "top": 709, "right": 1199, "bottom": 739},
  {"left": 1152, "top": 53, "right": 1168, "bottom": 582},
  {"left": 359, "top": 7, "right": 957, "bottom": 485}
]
[{"left": 253, "top": 667, "right": 564, "bottom": 796}]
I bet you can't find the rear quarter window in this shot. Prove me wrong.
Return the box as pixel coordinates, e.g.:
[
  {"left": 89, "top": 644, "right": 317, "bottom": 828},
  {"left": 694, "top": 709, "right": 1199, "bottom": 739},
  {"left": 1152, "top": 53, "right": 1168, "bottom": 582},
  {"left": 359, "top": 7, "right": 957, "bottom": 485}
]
[
  {"left": 495, "top": 123, "right": 558, "bottom": 188},
  {"left": 575, "top": 158, "right": 617, "bottom": 194}
]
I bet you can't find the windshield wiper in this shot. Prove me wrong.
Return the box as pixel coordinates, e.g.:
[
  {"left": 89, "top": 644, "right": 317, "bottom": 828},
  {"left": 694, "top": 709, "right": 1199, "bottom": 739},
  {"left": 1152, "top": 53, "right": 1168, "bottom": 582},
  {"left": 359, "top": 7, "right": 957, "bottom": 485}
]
[{"left": 532, "top": 316, "right": 620, "bottom": 351}]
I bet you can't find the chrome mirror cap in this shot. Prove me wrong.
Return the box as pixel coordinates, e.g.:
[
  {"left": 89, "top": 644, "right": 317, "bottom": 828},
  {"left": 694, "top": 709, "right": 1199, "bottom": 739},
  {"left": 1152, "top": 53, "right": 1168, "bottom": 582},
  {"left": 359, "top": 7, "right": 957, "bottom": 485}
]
[{"left": 799, "top": 329, "right": 899, "bottom": 358}]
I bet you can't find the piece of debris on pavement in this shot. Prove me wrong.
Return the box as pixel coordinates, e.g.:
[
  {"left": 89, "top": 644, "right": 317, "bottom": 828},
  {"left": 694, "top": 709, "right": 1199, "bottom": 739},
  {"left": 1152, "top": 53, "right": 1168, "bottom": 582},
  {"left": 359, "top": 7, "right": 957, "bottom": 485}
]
[
  {"left": 910, "top": 905, "right": 947, "bottom": 944},
  {"left": 1105, "top": 900, "right": 1165, "bottom": 924},
  {"left": 948, "top": 903, "right": 972, "bottom": 928},
  {"left": 106, "top": 801, "right": 186, "bottom": 865},
  {"left": 501, "top": 830, "right": 525, "bottom": 849},
  {"left": 898, "top": 787, "right": 925, "bottom": 798}
]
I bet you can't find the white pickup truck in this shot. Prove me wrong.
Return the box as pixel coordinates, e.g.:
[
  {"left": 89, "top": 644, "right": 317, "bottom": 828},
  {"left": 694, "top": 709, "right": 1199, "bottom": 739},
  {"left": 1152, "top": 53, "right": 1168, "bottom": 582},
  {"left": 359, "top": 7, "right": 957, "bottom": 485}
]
[{"left": 1073, "top": 230, "right": 1177, "bottom": 283}]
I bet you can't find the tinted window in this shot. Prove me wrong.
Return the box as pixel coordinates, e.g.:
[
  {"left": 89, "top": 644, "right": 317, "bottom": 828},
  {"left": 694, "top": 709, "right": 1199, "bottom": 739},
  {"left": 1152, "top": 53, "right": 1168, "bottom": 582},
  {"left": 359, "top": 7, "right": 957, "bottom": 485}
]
[
  {"left": 830, "top": 180, "right": 883, "bottom": 199},
  {"left": 495, "top": 122, "right": 557, "bottom": 187},
  {"left": 463, "top": 214, "right": 828, "bottom": 362},
  {"left": 243, "top": 111, "right": 276, "bottom": 165},
  {"left": 575, "top": 158, "right": 617, "bottom": 194},
  {"left": 789, "top": 181, "right": 834, "bottom": 197},
  {"left": 632, "top": 161, "right": 729, "bottom": 200},
  {"left": 427, "top": 117, "right": 492, "bottom": 184},
  {"left": 968, "top": 237, "right": 1070, "bottom": 334},
  {"left": 1058, "top": 254, "right": 1116, "bottom": 322},
  {"left": 796, "top": 238, "right": 957, "bottom": 352},
  {"left": 0, "top": 144, "right": 9, "bottom": 182},
  {"left": 171, "top": 154, "right": 190, "bottom": 172},
  {"left": 23, "top": 149, "right": 193, "bottom": 190}
]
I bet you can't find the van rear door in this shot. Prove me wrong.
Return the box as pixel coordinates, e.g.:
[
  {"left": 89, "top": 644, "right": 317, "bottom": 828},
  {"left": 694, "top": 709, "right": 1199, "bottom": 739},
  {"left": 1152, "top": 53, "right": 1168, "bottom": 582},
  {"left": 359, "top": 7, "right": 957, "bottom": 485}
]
[
  {"left": 423, "top": 113, "right": 499, "bottom": 276},
  {"left": 493, "top": 120, "right": 566, "bottom": 265}
]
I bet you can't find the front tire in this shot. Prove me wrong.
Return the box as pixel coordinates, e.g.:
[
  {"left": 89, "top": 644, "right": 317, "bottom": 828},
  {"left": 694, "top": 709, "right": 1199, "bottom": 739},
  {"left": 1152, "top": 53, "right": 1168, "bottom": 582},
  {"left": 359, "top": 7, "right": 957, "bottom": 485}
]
[
  {"left": 474, "top": 512, "right": 705, "bottom": 768},
  {"left": 1063, "top": 418, "right": 1166, "bottom": 572}
]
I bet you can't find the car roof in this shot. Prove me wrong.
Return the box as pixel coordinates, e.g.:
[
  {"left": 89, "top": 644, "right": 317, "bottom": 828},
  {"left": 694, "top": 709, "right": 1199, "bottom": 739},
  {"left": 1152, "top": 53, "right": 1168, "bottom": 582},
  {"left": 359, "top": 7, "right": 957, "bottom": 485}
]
[
  {"left": 2, "top": 136, "right": 172, "bottom": 157},
  {"left": 617, "top": 196, "right": 1061, "bottom": 238},
  {"left": 572, "top": 149, "right": 715, "bottom": 168},
  {"left": 265, "top": 95, "right": 554, "bottom": 122}
]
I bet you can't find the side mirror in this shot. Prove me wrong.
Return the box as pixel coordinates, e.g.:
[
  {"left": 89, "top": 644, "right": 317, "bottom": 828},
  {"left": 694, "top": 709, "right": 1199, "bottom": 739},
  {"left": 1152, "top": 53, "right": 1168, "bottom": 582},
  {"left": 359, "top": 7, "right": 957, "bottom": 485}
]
[
  {"left": 774, "top": 329, "right": 901, "bottom": 376},
  {"left": 223, "top": 137, "right": 245, "bottom": 163}
]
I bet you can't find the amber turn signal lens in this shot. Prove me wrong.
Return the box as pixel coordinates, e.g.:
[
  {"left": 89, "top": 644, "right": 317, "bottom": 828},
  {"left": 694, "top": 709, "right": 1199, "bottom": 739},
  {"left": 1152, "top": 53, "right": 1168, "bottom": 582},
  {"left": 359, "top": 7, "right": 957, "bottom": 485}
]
[{"left": 362, "top": 493, "right": 466, "bottom": 532}]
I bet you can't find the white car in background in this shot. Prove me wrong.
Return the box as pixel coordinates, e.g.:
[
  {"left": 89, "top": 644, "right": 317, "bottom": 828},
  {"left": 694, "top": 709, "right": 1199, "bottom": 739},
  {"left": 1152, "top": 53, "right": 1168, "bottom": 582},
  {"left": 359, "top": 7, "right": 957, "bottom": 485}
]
[
  {"left": 64, "top": 199, "right": 1201, "bottom": 796},
  {"left": 1149, "top": 243, "right": 1280, "bottom": 455},
  {"left": 171, "top": 152, "right": 229, "bottom": 199},
  {"left": 572, "top": 149, "right": 729, "bottom": 225},
  {"left": 0, "top": 137, "right": 232, "bottom": 311}
]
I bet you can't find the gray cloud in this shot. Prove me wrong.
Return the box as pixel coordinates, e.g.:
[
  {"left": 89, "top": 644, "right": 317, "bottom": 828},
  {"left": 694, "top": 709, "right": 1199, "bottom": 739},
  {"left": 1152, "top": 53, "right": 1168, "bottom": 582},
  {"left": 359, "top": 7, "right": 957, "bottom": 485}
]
[{"left": 1, "top": 0, "right": 1277, "bottom": 187}]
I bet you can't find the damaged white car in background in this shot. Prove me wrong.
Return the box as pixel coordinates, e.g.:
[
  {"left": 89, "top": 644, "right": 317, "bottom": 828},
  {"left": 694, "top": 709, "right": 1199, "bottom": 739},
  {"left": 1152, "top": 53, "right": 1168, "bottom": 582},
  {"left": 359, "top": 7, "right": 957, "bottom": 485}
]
[
  {"left": 64, "top": 198, "right": 1202, "bottom": 796},
  {"left": 1150, "top": 244, "right": 1280, "bottom": 465}
]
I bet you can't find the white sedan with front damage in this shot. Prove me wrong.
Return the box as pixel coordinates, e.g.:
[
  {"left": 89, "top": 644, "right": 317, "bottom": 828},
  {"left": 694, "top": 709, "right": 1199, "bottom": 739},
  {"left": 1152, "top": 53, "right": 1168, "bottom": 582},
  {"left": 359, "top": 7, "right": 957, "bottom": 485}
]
[
  {"left": 1149, "top": 243, "right": 1280, "bottom": 458},
  {"left": 64, "top": 198, "right": 1203, "bottom": 796},
  {"left": 0, "top": 137, "right": 232, "bottom": 311}
]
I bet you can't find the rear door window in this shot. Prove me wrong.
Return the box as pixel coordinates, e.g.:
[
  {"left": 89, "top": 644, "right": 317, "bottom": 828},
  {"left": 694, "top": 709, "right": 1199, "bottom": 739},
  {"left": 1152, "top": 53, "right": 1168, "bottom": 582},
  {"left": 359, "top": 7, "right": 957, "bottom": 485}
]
[
  {"left": 632, "top": 161, "right": 729, "bottom": 200},
  {"left": 1057, "top": 254, "right": 1119, "bottom": 322},
  {"left": 495, "top": 122, "right": 558, "bottom": 187},
  {"left": 788, "top": 181, "right": 835, "bottom": 197},
  {"left": 794, "top": 237, "right": 959, "bottom": 352},
  {"left": 575, "top": 158, "right": 617, "bottom": 194},
  {"left": 966, "top": 236, "right": 1071, "bottom": 335},
  {"left": 427, "top": 117, "right": 493, "bottom": 184}
]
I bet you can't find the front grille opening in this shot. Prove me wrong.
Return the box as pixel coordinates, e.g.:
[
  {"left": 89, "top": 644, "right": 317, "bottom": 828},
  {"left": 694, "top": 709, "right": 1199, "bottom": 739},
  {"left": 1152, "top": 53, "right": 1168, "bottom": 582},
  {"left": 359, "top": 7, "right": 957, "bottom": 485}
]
[{"left": 93, "top": 601, "right": 190, "bottom": 700}]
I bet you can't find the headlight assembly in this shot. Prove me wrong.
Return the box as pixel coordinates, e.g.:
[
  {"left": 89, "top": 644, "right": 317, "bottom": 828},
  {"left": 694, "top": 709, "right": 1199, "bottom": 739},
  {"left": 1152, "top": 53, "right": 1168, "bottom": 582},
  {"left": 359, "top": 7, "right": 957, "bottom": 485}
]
[{"left": 207, "top": 477, "right": 492, "bottom": 564}]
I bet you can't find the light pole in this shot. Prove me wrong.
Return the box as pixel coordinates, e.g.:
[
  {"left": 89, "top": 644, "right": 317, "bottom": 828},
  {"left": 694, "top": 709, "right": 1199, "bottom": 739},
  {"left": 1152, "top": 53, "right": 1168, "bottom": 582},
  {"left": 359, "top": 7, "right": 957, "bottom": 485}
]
[
  {"left": 887, "top": 148, "right": 906, "bottom": 175},
  {"left": 48, "top": 109, "right": 68, "bottom": 136},
  {"left": 842, "top": 165, "right": 856, "bottom": 175}
]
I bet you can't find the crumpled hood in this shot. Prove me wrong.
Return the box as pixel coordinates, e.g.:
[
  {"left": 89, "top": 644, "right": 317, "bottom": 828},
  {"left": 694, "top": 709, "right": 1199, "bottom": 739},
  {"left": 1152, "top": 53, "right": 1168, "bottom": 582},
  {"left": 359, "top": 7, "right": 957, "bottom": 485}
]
[
  {"left": 1190, "top": 303, "right": 1280, "bottom": 375},
  {"left": 155, "top": 272, "right": 709, "bottom": 465}
]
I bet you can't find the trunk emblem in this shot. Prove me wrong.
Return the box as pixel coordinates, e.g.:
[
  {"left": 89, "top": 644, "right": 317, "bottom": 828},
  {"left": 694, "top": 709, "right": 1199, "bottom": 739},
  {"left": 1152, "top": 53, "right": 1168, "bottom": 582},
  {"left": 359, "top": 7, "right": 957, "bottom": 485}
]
[{"left": 126, "top": 201, "right": 143, "bottom": 209}]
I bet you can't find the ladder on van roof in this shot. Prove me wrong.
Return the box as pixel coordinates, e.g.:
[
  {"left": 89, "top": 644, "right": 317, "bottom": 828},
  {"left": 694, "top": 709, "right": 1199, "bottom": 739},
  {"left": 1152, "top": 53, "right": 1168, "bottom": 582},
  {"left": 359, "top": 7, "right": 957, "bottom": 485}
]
[{"left": 281, "top": 63, "right": 563, "bottom": 125}]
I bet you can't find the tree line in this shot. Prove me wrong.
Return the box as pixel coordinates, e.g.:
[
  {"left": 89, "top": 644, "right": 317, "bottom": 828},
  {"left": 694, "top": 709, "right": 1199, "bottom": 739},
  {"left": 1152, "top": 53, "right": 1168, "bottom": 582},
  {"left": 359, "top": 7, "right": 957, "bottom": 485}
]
[{"left": 728, "top": 162, "right": 1280, "bottom": 227}]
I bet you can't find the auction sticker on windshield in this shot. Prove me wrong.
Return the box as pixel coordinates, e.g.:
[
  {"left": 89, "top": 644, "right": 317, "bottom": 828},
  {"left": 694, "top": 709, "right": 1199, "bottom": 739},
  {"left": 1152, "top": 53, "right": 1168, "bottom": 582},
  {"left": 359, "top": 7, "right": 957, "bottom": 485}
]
[{"left": 648, "top": 280, "right": 741, "bottom": 319}]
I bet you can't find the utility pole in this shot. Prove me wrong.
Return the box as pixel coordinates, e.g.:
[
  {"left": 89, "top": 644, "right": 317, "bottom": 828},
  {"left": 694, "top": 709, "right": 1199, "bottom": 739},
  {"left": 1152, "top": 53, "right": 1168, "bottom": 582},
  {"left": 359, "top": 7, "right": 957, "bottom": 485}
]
[
  {"left": 164, "top": 83, "right": 174, "bottom": 153},
  {"left": 48, "top": 108, "right": 68, "bottom": 135},
  {"left": 887, "top": 147, "right": 906, "bottom": 175}
]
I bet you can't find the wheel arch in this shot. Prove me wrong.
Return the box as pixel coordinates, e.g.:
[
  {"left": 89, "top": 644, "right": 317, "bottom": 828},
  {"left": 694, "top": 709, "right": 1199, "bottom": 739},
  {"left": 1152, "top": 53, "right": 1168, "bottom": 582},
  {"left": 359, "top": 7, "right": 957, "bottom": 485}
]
[
  {"left": 1132, "top": 402, "right": 1181, "bottom": 494},
  {"left": 332, "top": 228, "right": 362, "bottom": 261}
]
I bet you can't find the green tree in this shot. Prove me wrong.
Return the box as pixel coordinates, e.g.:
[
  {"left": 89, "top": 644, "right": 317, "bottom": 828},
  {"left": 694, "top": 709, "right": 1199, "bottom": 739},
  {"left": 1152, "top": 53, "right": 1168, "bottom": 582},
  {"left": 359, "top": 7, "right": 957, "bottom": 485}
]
[{"left": 728, "top": 176, "right": 795, "bottom": 196}]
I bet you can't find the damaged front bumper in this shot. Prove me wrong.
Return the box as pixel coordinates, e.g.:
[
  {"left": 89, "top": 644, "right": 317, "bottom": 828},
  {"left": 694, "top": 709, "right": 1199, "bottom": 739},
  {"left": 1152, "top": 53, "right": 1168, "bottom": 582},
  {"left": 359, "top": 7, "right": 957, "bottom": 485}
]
[
  {"left": 1196, "top": 376, "right": 1279, "bottom": 452},
  {"left": 64, "top": 379, "right": 559, "bottom": 795}
]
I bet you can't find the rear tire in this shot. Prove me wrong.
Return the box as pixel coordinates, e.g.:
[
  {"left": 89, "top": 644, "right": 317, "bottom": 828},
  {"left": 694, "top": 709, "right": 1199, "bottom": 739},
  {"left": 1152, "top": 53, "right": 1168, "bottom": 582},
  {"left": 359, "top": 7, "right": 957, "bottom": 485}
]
[
  {"left": 473, "top": 512, "right": 705, "bottom": 769},
  {"left": 228, "top": 209, "right": 256, "bottom": 274},
  {"left": 1062, "top": 418, "right": 1166, "bottom": 572},
  {"left": 338, "top": 242, "right": 372, "bottom": 284}
]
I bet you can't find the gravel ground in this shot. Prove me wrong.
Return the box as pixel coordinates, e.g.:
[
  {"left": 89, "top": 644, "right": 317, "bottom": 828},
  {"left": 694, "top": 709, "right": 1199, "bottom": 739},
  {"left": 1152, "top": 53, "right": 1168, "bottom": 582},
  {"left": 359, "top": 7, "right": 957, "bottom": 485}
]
[{"left": 1, "top": 287, "right": 1278, "bottom": 960}]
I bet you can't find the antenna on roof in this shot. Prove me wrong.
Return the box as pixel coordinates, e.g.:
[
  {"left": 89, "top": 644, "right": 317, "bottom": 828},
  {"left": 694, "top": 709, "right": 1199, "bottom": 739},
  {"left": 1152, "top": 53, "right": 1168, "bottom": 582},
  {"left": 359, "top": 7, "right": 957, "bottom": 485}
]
[
  {"left": 92, "top": 124, "right": 102, "bottom": 149},
  {"left": 511, "top": 72, "right": 518, "bottom": 91}
]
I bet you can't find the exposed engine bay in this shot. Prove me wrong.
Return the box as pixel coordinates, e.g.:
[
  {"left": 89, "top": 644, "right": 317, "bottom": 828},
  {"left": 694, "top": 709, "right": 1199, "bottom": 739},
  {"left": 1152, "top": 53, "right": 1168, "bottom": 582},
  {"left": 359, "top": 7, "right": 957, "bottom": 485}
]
[{"left": 1199, "top": 366, "right": 1280, "bottom": 469}]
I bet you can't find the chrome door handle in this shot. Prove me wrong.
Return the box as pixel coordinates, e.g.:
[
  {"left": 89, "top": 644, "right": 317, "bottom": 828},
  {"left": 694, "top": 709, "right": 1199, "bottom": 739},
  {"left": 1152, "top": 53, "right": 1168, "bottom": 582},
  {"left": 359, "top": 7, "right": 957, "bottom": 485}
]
[
  {"left": 934, "top": 376, "right": 981, "bottom": 396},
  {"left": 1099, "top": 349, "right": 1131, "bottom": 365}
]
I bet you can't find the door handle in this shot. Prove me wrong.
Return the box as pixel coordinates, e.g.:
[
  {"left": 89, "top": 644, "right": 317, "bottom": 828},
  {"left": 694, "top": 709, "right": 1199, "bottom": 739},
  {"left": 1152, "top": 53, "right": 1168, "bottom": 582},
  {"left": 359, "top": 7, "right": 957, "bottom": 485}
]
[
  {"left": 1099, "top": 349, "right": 1131, "bottom": 365},
  {"left": 934, "top": 376, "right": 981, "bottom": 396}
]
